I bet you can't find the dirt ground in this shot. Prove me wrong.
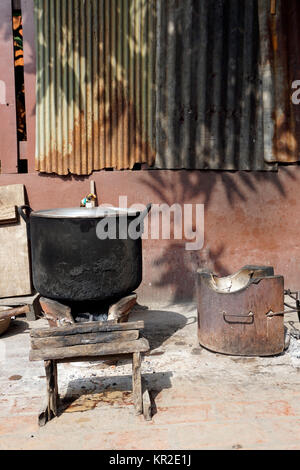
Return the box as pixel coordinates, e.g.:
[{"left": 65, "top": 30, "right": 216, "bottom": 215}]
[{"left": 0, "top": 300, "right": 300, "bottom": 450}]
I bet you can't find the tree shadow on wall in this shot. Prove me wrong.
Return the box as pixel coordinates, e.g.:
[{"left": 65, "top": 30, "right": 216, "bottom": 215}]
[{"left": 139, "top": 0, "right": 300, "bottom": 301}]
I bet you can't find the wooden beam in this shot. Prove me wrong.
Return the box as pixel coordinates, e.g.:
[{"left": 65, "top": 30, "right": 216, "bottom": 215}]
[
  {"left": 30, "top": 337, "right": 150, "bottom": 361},
  {"left": 30, "top": 320, "right": 145, "bottom": 339},
  {"left": 55, "top": 353, "right": 132, "bottom": 364},
  {"left": 0, "top": 293, "right": 41, "bottom": 321},
  {"left": 31, "top": 330, "right": 139, "bottom": 350}
]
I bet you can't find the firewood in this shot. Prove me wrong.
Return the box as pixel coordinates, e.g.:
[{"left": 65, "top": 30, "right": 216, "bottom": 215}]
[
  {"left": 40, "top": 297, "right": 74, "bottom": 327},
  {"left": 108, "top": 294, "right": 137, "bottom": 322},
  {"left": 0, "top": 305, "right": 30, "bottom": 320}
]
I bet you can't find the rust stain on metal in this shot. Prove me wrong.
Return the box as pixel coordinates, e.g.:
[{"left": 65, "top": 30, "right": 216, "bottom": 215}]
[
  {"left": 197, "top": 266, "right": 285, "bottom": 357},
  {"left": 155, "top": 0, "right": 276, "bottom": 171},
  {"left": 270, "top": 0, "right": 277, "bottom": 16},
  {"left": 35, "top": 0, "right": 156, "bottom": 175},
  {"left": 260, "top": 0, "right": 300, "bottom": 163}
]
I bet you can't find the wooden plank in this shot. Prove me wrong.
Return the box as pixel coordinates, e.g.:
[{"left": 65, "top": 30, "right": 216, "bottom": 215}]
[
  {"left": 132, "top": 352, "right": 143, "bottom": 415},
  {"left": 30, "top": 337, "right": 150, "bottom": 361},
  {"left": 0, "top": 294, "right": 40, "bottom": 306},
  {"left": 31, "top": 330, "right": 139, "bottom": 350},
  {"left": 56, "top": 353, "right": 133, "bottom": 364},
  {"left": 0, "top": 293, "right": 41, "bottom": 321},
  {"left": 0, "top": 185, "right": 32, "bottom": 297},
  {"left": 0, "top": 1, "right": 18, "bottom": 173},
  {"left": 30, "top": 320, "right": 145, "bottom": 339},
  {"left": 0, "top": 206, "right": 17, "bottom": 224}
]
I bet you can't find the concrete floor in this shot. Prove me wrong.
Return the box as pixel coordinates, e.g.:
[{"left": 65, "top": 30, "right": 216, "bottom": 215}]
[{"left": 0, "top": 301, "right": 300, "bottom": 450}]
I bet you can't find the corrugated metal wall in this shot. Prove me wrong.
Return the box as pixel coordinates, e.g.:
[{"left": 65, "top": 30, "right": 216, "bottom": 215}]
[
  {"left": 35, "top": 0, "right": 295, "bottom": 174},
  {"left": 259, "top": 0, "right": 300, "bottom": 164},
  {"left": 155, "top": 0, "right": 275, "bottom": 170},
  {"left": 35, "top": 0, "right": 156, "bottom": 175}
]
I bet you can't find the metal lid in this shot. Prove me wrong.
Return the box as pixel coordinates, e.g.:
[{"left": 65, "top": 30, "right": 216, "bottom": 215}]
[{"left": 31, "top": 206, "right": 139, "bottom": 219}]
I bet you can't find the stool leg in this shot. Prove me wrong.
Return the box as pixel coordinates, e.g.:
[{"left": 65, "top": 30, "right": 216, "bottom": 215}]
[
  {"left": 132, "top": 352, "right": 142, "bottom": 415},
  {"left": 43, "top": 360, "right": 59, "bottom": 424},
  {"left": 142, "top": 378, "right": 152, "bottom": 421},
  {"left": 39, "top": 360, "right": 59, "bottom": 426}
]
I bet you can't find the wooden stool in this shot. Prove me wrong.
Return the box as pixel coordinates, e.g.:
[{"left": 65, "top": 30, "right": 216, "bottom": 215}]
[{"left": 29, "top": 320, "right": 151, "bottom": 426}]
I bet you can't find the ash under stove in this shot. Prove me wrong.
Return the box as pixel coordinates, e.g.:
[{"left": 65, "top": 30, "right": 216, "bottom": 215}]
[{"left": 72, "top": 300, "right": 110, "bottom": 323}]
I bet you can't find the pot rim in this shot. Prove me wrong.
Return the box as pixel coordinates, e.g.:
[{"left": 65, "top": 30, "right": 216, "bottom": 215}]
[{"left": 30, "top": 206, "right": 140, "bottom": 219}]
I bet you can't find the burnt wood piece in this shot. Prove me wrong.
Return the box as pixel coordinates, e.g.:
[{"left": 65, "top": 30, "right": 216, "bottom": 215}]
[
  {"left": 31, "top": 330, "right": 140, "bottom": 350},
  {"left": 40, "top": 297, "right": 75, "bottom": 327},
  {"left": 132, "top": 352, "right": 143, "bottom": 415},
  {"left": 0, "top": 294, "right": 41, "bottom": 321},
  {"left": 0, "top": 305, "right": 30, "bottom": 320},
  {"left": 30, "top": 337, "right": 150, "bottom": 362},
  {"left": 30, "top": 320, "right": 145, "bottom": 339},
  {"left": 108, "top": 294, "right": 137, "bottom": 323},
  {"left": 39, "top": 360, "right": 59, "bottom": 427}
]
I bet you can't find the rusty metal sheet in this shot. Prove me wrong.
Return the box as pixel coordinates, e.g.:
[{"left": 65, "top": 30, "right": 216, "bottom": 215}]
[
  {"left": 34, "top": 0, "right": 156, "bottom": 176},
  {"left": 155, "top": 0, "right": 275, "bottom": 171},
  {"left": 0, "top": 0, "right": 19, "bottom": 174},
  {"left": 259, "top": 0, "right": 300, "bottom": 163},
  {"left": 197, "top": 266, "right": 285, "bottom": 356}
]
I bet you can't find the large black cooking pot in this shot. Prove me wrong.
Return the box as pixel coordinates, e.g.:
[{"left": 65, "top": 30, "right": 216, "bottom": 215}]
[{"left": 18, "top": 204, "right": 152, "bottom": 303}]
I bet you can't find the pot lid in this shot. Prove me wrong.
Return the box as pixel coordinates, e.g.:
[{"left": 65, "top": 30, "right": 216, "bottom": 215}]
[{"left": 31, "top": 206, "right": 140, "bottom": 219}]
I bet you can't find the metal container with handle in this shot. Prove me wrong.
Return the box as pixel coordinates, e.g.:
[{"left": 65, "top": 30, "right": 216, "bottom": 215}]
[
  {"left": 18, "top": 204, "right": 152, "bottom": 303},
  {"left": 197, "top": 266, "right": 285, "bottom": 356}
]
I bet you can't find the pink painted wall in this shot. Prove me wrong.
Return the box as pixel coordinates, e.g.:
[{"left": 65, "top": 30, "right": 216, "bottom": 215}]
[{"left": 0, "top": 166, "right": 299, "bottom": 302}]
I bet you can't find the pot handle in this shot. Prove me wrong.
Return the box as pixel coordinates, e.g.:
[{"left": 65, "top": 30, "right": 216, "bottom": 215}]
[
  {"left": 18, "top": 205, "right": 33, "bottom": 225},
  {"left": 223, "top": 311, "right": 254, "bottom": 324}
]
